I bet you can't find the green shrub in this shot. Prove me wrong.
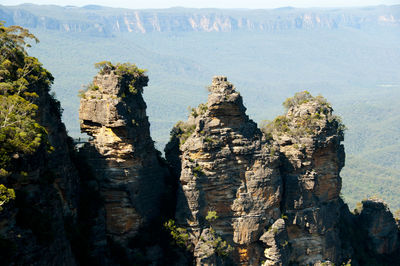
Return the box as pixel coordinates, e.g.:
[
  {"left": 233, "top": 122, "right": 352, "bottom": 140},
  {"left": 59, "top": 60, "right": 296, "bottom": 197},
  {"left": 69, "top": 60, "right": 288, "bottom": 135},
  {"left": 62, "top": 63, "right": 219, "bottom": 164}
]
[
  {"left": 262, "top": 91, "right": 346, "bottom": 139},
  {"left": 205, "top": 210, "right": 218, "bottom": 222},
  {"left": 197, "top": 103, "right": 208, "bottom": 115},
  {"left": 170, "top": 121, "right": 196, "bottom": 146},
  {"left": 204, "top": 211, "right": 233, "bottom": 257},
  {"left": 208, "top": 228, "right": 233, "bottom": 257},
  {"left": 282, "top": 90, "right": 313, "bottom": 110},
  {"left": 0, "top": 184, "right": 15, "bottom": 211},
  {"left": 193, "top": 165, "right": 204, "bottom": 177},
  {"left": 164, "top": 220, "right": 192, "bottom": 250},
  {"left": 94, "top": 61, "right": 148, "bottom": 96}
]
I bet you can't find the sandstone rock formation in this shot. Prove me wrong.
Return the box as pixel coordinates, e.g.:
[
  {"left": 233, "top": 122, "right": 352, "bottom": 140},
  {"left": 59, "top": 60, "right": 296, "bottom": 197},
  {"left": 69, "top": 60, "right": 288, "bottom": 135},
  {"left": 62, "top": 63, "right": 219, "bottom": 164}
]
[
  {"left": 166, "top": 80, "right": 400, "bottom": 265},
  {"left": 78, "top": 62, "right": 167, "bottom": 261},
  {"left": 358, "top": 198, "right": 399, "bottom": 255},
  {"left": 166, "top": 76, "right": 282, "bottom": 265},
  {"left": 260, "top": 218, "right": 289, "bottom": 266},
  {"left": 3, "top": 60, "right": 400, "bottom": 265},
  {"left": 2, "top": 5, "right": 399, "bottom": 35},
  {"left": 270, "top": 92, "right": 346, "bottom": 264}
]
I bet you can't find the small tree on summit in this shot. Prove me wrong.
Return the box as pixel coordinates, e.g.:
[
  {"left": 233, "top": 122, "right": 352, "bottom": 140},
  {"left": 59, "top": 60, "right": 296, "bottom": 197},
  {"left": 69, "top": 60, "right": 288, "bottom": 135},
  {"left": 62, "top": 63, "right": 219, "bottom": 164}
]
[{"left": 282, "top": 90, "right": 313, "bottom": 110}]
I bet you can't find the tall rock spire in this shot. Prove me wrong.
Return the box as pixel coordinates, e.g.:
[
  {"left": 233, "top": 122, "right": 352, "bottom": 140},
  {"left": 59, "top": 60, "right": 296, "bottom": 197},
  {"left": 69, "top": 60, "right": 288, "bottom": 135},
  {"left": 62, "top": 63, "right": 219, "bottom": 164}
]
[
  {"left": 167, "top": 76, "right": 282, "bottom": 265},
  {"left": 79, "top": 62, "right": 167, "bottom": 260}
]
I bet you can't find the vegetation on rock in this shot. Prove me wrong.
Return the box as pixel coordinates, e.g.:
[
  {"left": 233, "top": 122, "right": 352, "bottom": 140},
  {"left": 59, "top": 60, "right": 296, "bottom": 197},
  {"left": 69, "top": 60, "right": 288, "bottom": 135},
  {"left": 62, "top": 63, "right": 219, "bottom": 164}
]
[
  {"left": 164, "top": 219, "right": 192, "bottom": 250},
  {"left": 0, "top": 184, "right": 15, "bottom": 211},
  {"left": 0, "top": 22, "right": 52, "bottom": 176},
  {"left": 170, "top": 121, "right": 196, "bottom": 146},
  {"left": 262, "top": 91, "right": 346, "bottom": 141},
  {"left": 202, "top": 211, "right": 233, "bottom": 257},
  {"left": 79, "top": 61, "right": 148, "bottom": 99},
  {"left": 97, "top": 61, "right": 147, "bottom": 94}
]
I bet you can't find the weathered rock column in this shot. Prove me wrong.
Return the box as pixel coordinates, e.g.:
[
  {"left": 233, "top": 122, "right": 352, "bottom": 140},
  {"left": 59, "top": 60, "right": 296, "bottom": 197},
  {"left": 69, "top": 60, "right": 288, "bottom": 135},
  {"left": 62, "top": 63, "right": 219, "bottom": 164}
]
[
  {"left": 79, "top": 63, "right": 166, "bottom": 252},
  {"left": 167, "top": 76, "right": 282, "bottom": 265},
  {"left": 269, "top": 92, "right": 346, "bottom": 265},
  {"left": 358, "top": 198, "right": 399, "bottom": 254}
]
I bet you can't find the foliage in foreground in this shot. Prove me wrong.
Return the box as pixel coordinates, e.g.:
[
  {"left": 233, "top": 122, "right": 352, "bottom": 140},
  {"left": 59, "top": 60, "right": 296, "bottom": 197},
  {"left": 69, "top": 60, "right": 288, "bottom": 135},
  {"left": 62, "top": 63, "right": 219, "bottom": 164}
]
[{"left": 0, "top": 21, "right": 53, "bottom": 176}]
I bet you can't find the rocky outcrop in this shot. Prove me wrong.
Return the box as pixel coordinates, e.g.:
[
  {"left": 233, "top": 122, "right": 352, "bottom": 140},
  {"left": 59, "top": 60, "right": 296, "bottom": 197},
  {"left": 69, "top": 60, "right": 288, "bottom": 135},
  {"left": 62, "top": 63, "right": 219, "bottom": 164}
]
[
  {"left": 78, "top": 63, "right": 167, "bottom": 262},
  {"left": 260, "top": 219, "right": 289, "bottom": 266},
  {"left": 166, "top": 79, "right": 348, "bottom": 265},
  {"left": 358, "top": 198, "right": 399, "bottom": 255},
  {"left": 167, "top": 76, "right": 282, "bottom": 265},
  {"left": 166, "top": 81, "right": 400, "bottom": 265},
  {"left": 1, "top": 46, "right": 399, "bottom": 265},
  {"left": 270, "top": 92, "right": 346, "bottom": 264}
]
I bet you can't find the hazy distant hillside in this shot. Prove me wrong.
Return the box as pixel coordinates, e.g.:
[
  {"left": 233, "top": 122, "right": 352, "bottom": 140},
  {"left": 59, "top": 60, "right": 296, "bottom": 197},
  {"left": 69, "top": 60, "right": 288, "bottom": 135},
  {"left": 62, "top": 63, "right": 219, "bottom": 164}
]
[
  {"left": 1, "top": 4, "right": 399, "bottom": 211},
  {"left": 0, "top": 4, "right": 399, "bottom": 35}
]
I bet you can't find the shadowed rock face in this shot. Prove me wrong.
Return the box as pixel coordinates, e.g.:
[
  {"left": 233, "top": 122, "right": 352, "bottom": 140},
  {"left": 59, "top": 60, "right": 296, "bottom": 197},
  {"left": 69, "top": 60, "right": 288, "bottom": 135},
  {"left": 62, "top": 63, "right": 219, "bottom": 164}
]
[
  {"left": 79, "top": 66, "right": 166, "bottom": 256},
  {"left": 0, "top": 75, "right": 79, "bottom": 265},
  {"left": 358, "top": 199, "right": 399, "bottom": 254},
  {"left": 274, "top": 98, "right": 346, "bottom": 264}
]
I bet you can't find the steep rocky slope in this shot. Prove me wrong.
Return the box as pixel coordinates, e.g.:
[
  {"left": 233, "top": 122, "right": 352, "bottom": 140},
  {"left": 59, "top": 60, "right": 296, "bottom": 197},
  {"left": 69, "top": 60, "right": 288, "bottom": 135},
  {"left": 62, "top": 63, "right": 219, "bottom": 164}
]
[
  {"left": 357, "top": 199, "right": 399, "bottom": 255},
  {"left": 0, "top": 24, "right": 79, "bottom": 264},
  {"left": 0, "top": 84, "right": 79, "bottom": 266}
]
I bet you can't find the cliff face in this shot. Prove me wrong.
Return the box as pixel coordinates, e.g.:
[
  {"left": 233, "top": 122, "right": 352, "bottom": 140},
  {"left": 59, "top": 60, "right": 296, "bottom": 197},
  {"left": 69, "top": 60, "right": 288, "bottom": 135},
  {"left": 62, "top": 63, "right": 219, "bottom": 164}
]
[
  {"left": 358, "top": 199, "right": 399, "bottom": 255},
  {"left": 1, "top": 5, "right": 399, "bottom": 35},
  {"left": 166, "top": 78, "right": 400, "bottom": 265},
  {"left": 0, "top": 71, "right": 79, "bottom": 265},
  {"left": 78, "top": 63, "right": 168, "bottom": 262}
]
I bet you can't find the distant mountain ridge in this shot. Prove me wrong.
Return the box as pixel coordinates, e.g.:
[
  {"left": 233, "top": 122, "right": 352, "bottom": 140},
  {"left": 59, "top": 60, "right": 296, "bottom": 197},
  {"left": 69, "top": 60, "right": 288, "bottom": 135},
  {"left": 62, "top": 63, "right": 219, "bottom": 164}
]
[{"left": 0, "top": 4, "right": 399, "bottom": 35}]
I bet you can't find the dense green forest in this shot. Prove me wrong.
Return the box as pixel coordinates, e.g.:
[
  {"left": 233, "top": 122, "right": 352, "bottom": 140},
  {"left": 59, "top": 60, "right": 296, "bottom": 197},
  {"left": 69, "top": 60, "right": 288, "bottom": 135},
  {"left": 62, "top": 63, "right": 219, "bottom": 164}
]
[{"left": 1, "top": 4, "right": 399, "bottom": 211}]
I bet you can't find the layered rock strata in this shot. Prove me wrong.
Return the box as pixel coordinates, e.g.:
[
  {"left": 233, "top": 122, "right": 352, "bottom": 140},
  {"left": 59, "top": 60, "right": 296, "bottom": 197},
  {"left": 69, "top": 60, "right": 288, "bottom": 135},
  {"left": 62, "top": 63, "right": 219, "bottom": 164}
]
[
  {"left": 166, "top": 80, "right": 400, "bottom": 265},
  {"left": 167, "top": 76, "right": 282, "bottom": 265},
  {"left": 270, "top": 93, "right": 346, "bottom": 264},
  {"left": 79, "top": 64, "right": 167, "bottom": 259}
]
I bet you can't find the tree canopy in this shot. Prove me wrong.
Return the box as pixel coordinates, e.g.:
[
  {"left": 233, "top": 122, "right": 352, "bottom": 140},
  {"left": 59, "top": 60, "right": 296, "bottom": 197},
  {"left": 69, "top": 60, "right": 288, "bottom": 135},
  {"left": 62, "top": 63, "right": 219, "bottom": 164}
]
[{"left": 0, "top": 21, "right": 52, "bottom": 178}]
